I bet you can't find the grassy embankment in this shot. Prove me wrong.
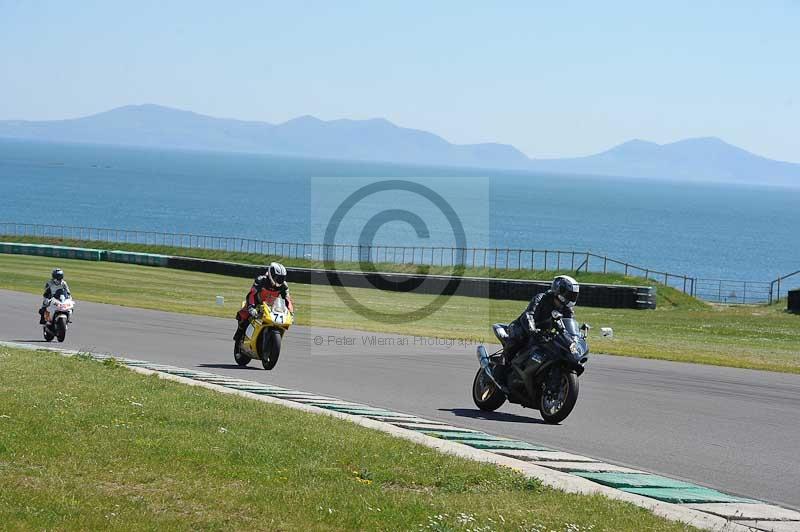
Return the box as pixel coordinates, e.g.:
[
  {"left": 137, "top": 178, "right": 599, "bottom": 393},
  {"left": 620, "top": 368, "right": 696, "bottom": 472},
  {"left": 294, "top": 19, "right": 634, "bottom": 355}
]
[
  {"left": 0, "top": 346, "right": 696, "bottom": 531},
  {"left": 0, "top": 252, "right": 798, "bottom": 374}
]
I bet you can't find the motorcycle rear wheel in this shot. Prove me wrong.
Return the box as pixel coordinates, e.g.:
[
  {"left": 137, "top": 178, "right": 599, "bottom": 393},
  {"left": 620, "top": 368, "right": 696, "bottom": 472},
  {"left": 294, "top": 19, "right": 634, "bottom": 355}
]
[
  {"left": 261, "top": 329, "right": 282, "bottom": 370},
  {"left": 539, "top": 371, "right": 579, "bottom": 424},
  {"left": 233, "top": 348, "right": 250, "bottom": 367},
  {"left": 43, "top": 326, "right": 54, "bottom": 342},
  {"left": 472, "top": 367, "right": 506, "bottom": 412}
]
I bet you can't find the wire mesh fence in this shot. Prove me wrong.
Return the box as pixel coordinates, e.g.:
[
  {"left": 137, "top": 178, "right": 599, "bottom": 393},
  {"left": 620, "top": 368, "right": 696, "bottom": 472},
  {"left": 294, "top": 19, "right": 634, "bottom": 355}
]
[
  {"left": 770, "top": 269, "right": 800, "bottom": 304},
  {"left": 692, "top": 278, "right": 773, "bottom": 305},
  {"left": 1, "top": 221, "right": 795, "bottom": 304}
]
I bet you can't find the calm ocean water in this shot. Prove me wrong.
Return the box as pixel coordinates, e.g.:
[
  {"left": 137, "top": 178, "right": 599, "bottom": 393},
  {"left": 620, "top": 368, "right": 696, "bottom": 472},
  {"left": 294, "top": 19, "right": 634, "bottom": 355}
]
[{"left": 1, "top": 139, "right": 798, "bottom": 281}]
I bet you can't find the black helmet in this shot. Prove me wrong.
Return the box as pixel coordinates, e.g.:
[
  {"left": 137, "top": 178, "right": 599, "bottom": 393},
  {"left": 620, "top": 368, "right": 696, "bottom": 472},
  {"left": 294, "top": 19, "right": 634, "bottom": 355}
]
[
  {"left": 551, "top": 275, "right": 579, "bottom": 307},
  {"left": 267, "top": 262, "right": 287, "bottom": 286},
  {"left": 52, "top": 268, "right": 64, "bottom": 283}
]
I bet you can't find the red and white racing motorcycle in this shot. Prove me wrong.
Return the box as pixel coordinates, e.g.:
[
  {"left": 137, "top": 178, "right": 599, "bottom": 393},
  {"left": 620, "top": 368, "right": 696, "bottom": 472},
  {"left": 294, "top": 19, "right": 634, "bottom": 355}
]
[{"left": 42, "top": 293, "right": 75, "bottom": 342}]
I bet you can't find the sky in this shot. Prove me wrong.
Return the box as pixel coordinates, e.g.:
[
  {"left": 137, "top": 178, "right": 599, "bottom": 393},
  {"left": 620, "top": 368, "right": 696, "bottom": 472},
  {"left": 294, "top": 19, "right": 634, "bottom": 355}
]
[{"left": 0, "top": 1, "right": 798, "bottom": 162}]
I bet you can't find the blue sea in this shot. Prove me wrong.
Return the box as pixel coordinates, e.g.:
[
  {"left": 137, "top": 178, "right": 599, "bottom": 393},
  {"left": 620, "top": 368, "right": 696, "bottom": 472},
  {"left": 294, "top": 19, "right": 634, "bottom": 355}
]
[{"left": 1, "top": 138, "right": 798, "bottom": 282}]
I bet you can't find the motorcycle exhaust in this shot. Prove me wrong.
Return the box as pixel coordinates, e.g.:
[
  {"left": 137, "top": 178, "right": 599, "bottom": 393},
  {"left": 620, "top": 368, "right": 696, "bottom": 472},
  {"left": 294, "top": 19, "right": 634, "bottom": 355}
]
[{"left": 476, "top": 345, "right": 509, "bottom": 394}]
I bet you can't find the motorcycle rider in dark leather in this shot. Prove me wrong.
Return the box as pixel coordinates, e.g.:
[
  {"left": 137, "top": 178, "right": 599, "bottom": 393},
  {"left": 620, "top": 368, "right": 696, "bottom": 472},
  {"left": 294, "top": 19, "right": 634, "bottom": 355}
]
[{"left": 502, "top": 275, "right": 579, "bottom": 366}]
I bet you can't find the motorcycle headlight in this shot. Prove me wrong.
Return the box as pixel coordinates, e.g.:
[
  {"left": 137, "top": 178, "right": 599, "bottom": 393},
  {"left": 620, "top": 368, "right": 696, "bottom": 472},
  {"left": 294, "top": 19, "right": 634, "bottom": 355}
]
[{"left": 569, "top": 342, "right": 580, "bottom": 355}]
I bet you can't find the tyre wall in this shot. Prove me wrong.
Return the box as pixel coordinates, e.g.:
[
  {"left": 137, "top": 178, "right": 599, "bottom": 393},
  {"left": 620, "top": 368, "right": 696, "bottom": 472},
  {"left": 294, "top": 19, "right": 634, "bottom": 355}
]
[{"left": 789, "top": 289, "right": 800, "bottom": 313}]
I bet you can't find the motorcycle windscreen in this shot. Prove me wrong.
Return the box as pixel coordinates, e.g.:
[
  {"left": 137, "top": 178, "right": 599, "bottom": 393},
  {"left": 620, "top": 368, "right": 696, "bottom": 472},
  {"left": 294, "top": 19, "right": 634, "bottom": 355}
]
[
  {"left": 272, "top": 297, "right": 287, "bottom": 313},
  {"left": 562, "top": 318, "right": 581, "bottom": 336}
]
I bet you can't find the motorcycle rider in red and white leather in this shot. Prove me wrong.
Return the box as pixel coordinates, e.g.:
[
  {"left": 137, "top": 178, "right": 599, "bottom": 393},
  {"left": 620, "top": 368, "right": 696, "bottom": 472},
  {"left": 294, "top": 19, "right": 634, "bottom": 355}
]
[{"left": 233, "top": 262, "right": 293, "bottom": 353}]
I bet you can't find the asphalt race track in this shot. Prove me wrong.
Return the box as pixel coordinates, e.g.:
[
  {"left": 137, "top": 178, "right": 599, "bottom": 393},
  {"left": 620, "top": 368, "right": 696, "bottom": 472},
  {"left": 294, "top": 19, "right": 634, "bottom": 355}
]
[{"left": 2, "top": 289, "right": 798, "bottom": 510}]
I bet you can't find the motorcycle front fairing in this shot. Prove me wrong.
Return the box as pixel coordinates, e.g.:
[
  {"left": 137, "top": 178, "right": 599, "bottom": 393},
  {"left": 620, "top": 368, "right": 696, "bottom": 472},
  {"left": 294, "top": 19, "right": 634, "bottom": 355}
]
[
  {"left": 240, "top": 300, "right": 293, "bottom": 357},
  {"left": 552, "top": 319, "right": 589, "bottom": 375},
  {"left": 46, "top": 293, "right": 74, "bottom": 323},
  {"left": 522, "top": 319, "right": 588, "bottom": 377}
]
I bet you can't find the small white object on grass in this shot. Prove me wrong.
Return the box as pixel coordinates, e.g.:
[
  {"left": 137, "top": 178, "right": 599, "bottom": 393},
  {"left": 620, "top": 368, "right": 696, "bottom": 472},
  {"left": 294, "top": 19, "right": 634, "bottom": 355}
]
[
  {"left": 600, "top": 327, "right": 614, "bottom": 338},
  {"left": 215, "top": 296, "right": 224, "bottom": 306}
]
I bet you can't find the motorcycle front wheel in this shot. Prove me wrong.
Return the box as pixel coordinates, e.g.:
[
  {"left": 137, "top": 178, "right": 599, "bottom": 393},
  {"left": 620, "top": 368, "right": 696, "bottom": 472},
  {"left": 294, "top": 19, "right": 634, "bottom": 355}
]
[
  {"left": 540, "top": 371, "right": 579, "bottom": 424},
  {"left": 261, "top": 329, "right": 282, "bottom": 370},
  {"left": 472, "top": 367, "right": 506, "bottom": 411},
  {"left": 55, "top": 319, "right": 67, "bottom": 342}
]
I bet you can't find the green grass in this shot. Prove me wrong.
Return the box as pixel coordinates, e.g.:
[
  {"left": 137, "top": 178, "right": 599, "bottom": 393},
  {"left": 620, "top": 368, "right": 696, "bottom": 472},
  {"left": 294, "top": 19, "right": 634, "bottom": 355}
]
[
  {"left": 1, "top": 253, "right": 798, "bottom": 373},
  {"left": 0, "top": 235, "right": 699, "bottom": 309},
  {"left": 0, "top": 346, "right": 696, "bottom": 531}
]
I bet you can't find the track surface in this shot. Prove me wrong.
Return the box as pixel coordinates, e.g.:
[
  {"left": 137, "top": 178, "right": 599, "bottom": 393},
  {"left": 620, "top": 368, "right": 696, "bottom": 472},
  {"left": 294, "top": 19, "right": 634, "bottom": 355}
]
[{"left": 2, "top": 289, "right": 799, "bottom": 510}]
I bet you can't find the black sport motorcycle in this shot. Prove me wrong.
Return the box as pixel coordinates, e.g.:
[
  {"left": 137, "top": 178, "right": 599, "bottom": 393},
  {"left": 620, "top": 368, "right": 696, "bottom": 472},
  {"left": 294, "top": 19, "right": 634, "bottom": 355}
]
[{"left": 472, "top": 311, "right": 590, "bottom": 424}]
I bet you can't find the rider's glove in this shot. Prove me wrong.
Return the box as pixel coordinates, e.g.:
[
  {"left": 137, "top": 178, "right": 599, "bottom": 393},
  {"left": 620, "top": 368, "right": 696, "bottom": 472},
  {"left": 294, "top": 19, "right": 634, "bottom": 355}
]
[{"left": 248, "top": 307, "right": 258, "bottom": 318}]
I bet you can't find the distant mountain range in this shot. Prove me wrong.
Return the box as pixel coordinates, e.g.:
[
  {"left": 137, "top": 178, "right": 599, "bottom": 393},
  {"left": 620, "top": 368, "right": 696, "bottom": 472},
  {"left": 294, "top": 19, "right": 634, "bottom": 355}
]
[{"left": 1, "top": 104, "right": 798, "bottom": 184}]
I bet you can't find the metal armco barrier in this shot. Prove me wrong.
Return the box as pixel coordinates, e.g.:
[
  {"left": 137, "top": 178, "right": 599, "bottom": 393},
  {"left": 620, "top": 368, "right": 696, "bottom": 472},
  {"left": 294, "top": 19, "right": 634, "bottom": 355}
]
[
  {"left": 0, "top": 243, "right": 168, "bottom": 266},
  {"left": 0, "top": 242, "right": 103, "bottom": 261},
  {"left": 0, "top": 243, "right": 657, "bottom": 309},
  {"left": 106, "top": 250, "right": 170, "bottom": 267}
]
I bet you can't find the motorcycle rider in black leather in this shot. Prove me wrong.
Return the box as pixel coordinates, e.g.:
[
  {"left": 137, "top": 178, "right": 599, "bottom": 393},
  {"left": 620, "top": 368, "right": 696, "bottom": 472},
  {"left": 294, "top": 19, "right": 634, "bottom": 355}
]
[{"left": 502, "top": 275, "right": 580, "bottom": 365}]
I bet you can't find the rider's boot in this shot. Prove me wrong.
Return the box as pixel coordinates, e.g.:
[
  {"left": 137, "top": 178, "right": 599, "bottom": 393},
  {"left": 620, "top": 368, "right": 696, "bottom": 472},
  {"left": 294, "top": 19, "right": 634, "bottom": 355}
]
[
  {"left": 38, "top": 307, "right": 46, "bottom": 325},
  {"left": 502, "top": 322, "right": 524, "bottom": 365},
  {"left": 501, "top": 345, "right": 515, "bottom": 366}
]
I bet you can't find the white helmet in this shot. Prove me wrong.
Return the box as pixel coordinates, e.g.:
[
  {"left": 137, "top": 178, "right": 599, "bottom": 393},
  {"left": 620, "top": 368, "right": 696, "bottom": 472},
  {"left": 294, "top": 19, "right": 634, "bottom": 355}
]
[
  {"left": 267, "top": 262, "right": 287, "bottom": 286},
  {"left": 551, "top": 275, "right": 579, "bottom": 307}
]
